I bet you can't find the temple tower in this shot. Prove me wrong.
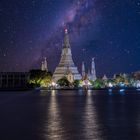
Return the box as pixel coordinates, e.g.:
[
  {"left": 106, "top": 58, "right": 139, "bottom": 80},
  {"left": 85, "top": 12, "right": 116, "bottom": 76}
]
[
  {"left": 82, "top": 61, "right": 86, "bottom": 78},
  {"left": 44, "top": 57, "right": 48, "bottom": 71},
  {"left": 53, "top": 29, "right": 81, "bottom": 81},
  {"left": 41, "top": 57, "right": 48, "bottom": 71},
  {"left": 41, "top": 61, "right": 45, "bottom": 71},
  {"left": 91, "top": 58, "right": 97, "bottom": 81}
]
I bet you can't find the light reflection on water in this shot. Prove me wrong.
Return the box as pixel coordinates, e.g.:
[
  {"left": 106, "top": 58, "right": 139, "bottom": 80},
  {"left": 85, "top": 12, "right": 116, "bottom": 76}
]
[
  {"left": 83, "top": 91, "right": 101, "bottom": 140},
  {"left": 0, "top": 90, "right": 140, "bottom": 140},
  {"left": 44, "top": 90, "right": 65, "bottom": 140},
  {"left": 40, "top": 89, "right": 140, "bottom": 140}
]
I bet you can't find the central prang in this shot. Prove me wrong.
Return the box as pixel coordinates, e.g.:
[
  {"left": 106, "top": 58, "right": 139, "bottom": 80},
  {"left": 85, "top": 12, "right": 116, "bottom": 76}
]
[{"left": 53, "top": 29, "right": 81, "bottom": 82}]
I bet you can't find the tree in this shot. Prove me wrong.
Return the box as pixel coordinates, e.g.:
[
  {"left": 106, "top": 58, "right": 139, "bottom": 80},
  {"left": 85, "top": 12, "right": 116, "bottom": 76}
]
[
  {"left": 73, "top": 80, "right": 80, "bottom": 87},
  {"left": 57, "top": 77, "right": 70, "bottom": 87},
  {"left": 115, "top": 74, "right": 125, "bottom": 84},
  {"left": 93, "top": 79, "right": 105, "bottom": 88},
  {"left": 107, "top": 79, "right": 115, "bottom": 87},
  {"left": 41, "top": 74, "right": 52, "bottom": 87},
  {"left": 29, "top": 69, "right": 52, "bottom": 87}
]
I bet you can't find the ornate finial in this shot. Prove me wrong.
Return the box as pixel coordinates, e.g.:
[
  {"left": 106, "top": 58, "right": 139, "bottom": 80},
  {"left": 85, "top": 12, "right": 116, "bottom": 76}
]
[
  {"left": 92, "top": 57, "right": 95, "bottom": 61},
  {"left": 65, "top": 28, "right": 68, "bottom": 33}
]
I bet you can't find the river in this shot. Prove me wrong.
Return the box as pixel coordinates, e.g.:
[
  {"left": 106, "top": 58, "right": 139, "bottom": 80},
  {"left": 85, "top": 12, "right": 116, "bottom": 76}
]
[{"left": 0, "top": 89, "right": 140, "bottom": 140}]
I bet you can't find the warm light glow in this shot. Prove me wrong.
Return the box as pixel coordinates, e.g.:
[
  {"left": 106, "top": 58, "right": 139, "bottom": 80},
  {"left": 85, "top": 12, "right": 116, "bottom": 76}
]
[
  {"left": 108, "top": 82, "right": 113, "bottom": 88},
  {"left": 136, "top": 80, "right": 140, "bottom": 88},
  {"left": 52, "top": 82, "right": 56, "bottom": 86}
]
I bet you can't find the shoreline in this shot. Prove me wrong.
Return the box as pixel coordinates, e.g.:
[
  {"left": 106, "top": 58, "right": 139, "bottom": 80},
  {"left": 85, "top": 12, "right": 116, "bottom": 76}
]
[{"left": 0, "top": 87, "right": 139, "bottom": 92}]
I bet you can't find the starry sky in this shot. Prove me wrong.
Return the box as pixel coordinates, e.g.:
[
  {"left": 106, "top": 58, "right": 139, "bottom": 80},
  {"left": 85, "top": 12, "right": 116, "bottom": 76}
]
[{"left": 0, "top": 0, "right": 140, "bottom": 77}]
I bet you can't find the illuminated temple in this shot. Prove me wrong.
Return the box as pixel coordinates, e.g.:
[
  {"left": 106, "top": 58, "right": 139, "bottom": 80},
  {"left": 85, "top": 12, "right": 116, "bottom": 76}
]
[{"left": 53, "top": 29, "right": 81, "bottom": 82}]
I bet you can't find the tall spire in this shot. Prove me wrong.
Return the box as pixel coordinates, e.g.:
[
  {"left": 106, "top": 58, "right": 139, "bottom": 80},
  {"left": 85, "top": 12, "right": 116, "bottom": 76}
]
[
  {"left": 82, "top": 61, "right": 86, "bottom": 77},
  {"left": 63, "top": 28, "right": 70, "bottom": 48},
  {"left": 44, "top": 57, "right": 48, "bottom": 72},
  {"left": 91, "top": 58, "right": 97, "bottom": 81},
  {"left": 53, "top": 28, "right": 81, "bottom": 81}
]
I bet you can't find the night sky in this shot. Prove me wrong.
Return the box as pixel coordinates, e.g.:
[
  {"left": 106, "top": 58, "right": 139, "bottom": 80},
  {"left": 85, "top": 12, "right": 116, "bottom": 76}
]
[{"left": 0, "top": 0, "right": 140, "bottom": 77}]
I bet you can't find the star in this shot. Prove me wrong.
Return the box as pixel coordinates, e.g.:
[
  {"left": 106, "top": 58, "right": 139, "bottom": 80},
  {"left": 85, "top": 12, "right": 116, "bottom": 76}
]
[
  {"left": 3, "top": 53, "right": 6, "bottom": 57},
  {"left": 0, "top": 0, "right": 139, "bottom": 76}
]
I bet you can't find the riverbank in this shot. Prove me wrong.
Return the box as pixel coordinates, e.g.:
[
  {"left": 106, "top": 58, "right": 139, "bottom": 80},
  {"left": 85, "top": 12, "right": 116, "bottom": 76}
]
[{"left": 0, "top": 87, "right": 139, "bottom": 92}]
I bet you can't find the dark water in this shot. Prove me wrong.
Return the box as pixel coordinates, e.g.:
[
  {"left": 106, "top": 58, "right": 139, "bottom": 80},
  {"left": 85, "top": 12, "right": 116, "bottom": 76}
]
[{"left": 0, "top": 90, "right": 140, "bottom": 140}]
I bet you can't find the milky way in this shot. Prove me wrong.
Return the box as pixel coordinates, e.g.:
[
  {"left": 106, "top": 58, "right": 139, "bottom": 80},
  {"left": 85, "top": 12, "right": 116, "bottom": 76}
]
[
  {"left": 0, "top": 0, "right": 140, "bottom": 77},
  {"left": 41, "top": 0, "right": 101, "bottom": 73}
]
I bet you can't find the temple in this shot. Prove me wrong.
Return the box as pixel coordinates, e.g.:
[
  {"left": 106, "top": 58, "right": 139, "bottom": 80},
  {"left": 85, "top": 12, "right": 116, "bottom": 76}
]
[
  {"left": 87, "top": 58, "right": 97, "bottom": 81},
  {"left": 53, "top": 29, "right": 81, "bottom": 82}
]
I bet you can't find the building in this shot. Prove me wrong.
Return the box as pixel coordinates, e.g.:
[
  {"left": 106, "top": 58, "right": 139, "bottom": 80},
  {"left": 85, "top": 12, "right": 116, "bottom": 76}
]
[
  {"left": 102, "top": 74, "right": 108, "bottom": 81},
  {"left": 53, "top": 29, "right": 81, "bottom": 82},
  {"left": 66, "top": 68, "right": 74, "bottom": 83},
  {"left": 132, "top": 71, "right": 140, "bottom": 80},
  {"left": 91, "top": 58, "right": 97, "bottom": 81},
  {"left": 0, "top": 72, "right": 29, "bottom": 89},
  {"left": 87, "top": 58, "right": 97, "bottom": 81}
]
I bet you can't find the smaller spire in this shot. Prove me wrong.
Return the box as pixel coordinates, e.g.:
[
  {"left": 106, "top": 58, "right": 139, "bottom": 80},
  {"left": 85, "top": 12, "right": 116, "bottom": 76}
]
[
  {"left": 41, "top": 57, "right": 48, "bottom": 71},
  {"left": 92, "top": 57, "right": 95, "bottom": 61},
  {"left": 44, "top": 57, "right": 48, "bottom": 72},
  {"left": 82, "top": 61, "right": 86, "bottom": 77},
  {"left": 41, "top": 61, "right": 45, "bottom": 71},
  {"left": 102, "top": 74, "right": 108, "bottom": 81},
  {"left": 91, "top": 57, "right": 97, "bottom": 81}
]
